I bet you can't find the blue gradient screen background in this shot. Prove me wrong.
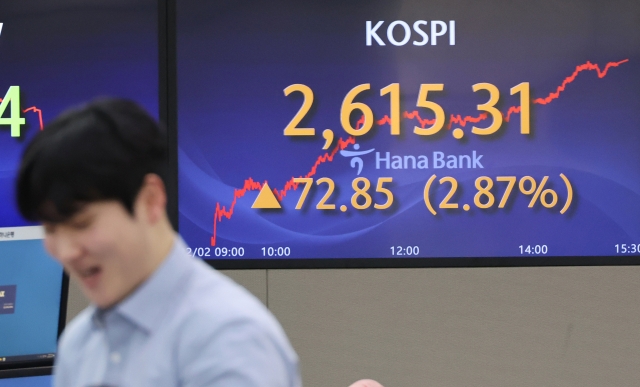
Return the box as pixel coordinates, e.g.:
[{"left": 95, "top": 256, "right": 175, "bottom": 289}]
[{"left": 177, "top": 0, "right": 640, "bottom": 260}]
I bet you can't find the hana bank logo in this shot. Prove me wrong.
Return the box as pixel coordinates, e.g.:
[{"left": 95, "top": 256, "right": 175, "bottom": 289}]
[{"left": 340, "top": 143, "right": 375, "bottom": 175}]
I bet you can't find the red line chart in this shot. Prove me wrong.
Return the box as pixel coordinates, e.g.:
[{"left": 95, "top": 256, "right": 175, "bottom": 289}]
[
  {"left": 0, "top": 98, "right": 44, "bottom": 130},
  {"left": 211, "top": 136, "right": 356, "bottom": 246},
  {"left": 375, "top": 59, "right": 629, "bottom": 129},
  {"left": 206, "top": 59, "right": 629, "bottom": 246},
  {"left": 24, "top": 106, "right": 44, "bottom": 130}
]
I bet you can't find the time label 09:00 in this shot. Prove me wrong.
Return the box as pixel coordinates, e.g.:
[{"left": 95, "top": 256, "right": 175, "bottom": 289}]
[{"left": 187, "top": 247, "right": 245, "bottom": 257}]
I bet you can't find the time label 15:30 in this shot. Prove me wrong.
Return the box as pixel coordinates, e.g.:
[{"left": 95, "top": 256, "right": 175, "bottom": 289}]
[{"left": 615, "top": 244, "right": 640, "bottom": 254}]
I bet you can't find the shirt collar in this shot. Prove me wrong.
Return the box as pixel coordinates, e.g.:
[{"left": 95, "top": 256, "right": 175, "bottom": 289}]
[{"left": 91, "top": 235, "right": 193, "bottom": 333}]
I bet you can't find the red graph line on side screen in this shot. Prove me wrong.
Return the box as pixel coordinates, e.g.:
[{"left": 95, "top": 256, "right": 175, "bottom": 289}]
[
  {"left": 210, "top": 59, "right": 629, "bottom": 246},
  {"left": 0, "top": 98, "right": 44, "bottom": 130},
  {"left": 23, "top": 106, "right": 44, "bottom": 130}
]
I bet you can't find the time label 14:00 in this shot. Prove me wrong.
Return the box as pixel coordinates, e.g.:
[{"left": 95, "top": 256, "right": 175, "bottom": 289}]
[{"left": 519, "top": 245, "right": 548, "bottom": 255}]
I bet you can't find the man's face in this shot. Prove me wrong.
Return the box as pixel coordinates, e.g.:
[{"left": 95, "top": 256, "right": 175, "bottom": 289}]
[{"left": 43, "top": 201, "right": 148, "bottom": 309}]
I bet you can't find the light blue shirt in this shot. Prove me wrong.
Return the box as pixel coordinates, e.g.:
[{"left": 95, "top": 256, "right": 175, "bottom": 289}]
[{"left": 54, "top": 236, "right": 301, "bottom": 387}]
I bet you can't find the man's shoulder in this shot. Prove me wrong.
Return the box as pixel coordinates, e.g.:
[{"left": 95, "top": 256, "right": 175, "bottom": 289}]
[
  {"left": 176, "top": 259, "right": 294, "bottom": 348},
  {"left": 171, "top": 262, "right": 300, "bottom": 386},
  {"left": 57, "top": 306, "right": 95, "bottom": 357},
  {"left": 171, "top": 240, "right": 271, "bottom": 322},
  {"left": 178, "top": 260, "right": 276, "bottom": 329}
]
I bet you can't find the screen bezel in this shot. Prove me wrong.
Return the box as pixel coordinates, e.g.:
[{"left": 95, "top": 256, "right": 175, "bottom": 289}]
[
  {"left": 0, "top": 366, "right": 53, "bottom": 380},
  {"left": 199, "top": 256, "right": 640, "bottom": 270}
]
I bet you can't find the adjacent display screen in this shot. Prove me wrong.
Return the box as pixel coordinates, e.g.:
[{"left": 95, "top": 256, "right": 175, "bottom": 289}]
[
  {"left": 178, "top": 0, "right": 639, "bottom": 263},
  {"left": 0, "top": 0, "right": 158, "bottom": 368},
  {"left": 0, "top": 228, "right": 62, "bottom": 364},
  {"left": 0, "top": 0, "right": 159, "bottom": 228}
]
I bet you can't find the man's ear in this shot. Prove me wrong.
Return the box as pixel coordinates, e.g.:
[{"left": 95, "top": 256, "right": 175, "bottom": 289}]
[{"left": 135, "top": 173, "right": 167, "bottom": 224}]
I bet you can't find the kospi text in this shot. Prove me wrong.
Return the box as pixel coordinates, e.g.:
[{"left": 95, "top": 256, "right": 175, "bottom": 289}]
[{"left": 366, "top": 20, "right": 455, "bottom": 46}]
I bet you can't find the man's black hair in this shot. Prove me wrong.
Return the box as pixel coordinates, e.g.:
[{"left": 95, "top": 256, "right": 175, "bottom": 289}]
[{"left": 16, "top": 98, "right": 167, "bottom": 222}]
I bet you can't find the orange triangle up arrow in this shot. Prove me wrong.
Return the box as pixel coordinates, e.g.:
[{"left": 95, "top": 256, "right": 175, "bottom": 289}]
[{"left": 252, "top": 182, "right": 281, "bottom": 209}]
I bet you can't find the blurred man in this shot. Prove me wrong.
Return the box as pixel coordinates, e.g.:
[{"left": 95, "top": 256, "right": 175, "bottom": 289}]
[{"left": 16, "top": 98, "right": 301, "bottom": 387}]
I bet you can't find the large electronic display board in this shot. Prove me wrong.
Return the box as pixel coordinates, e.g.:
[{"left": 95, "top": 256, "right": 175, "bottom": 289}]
[
  {"left": 177, "top": 0, "right": 639, "bottom": 266},
  {"left": 0, "top": 0, "right": 158, "bottom": 370}
]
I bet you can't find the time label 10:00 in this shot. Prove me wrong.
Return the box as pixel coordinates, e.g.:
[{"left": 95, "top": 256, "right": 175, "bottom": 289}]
[
  {"left": 262, "top": 247, "right": 291, "bottom": 257},
  {"left": 283, "top": 82, "right": 530, "bottom": 138}
]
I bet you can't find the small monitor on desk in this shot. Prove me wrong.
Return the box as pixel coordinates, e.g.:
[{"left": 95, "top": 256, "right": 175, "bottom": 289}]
[{"left": 0, "top": 226, "right": 67, "bottom": 374}]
